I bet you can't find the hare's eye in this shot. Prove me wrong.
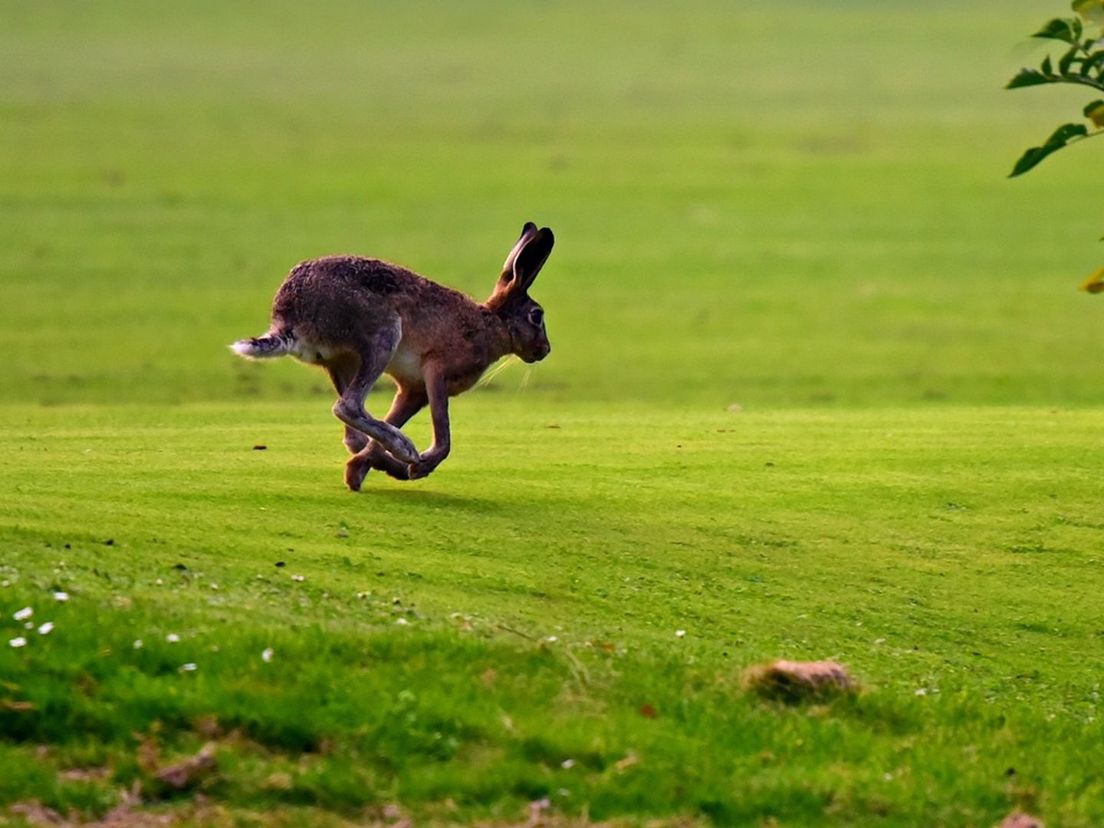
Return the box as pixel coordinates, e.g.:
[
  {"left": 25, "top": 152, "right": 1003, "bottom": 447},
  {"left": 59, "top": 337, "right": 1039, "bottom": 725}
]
[{"left": 528, "top": 307, "right": 544, "bottom": 326}]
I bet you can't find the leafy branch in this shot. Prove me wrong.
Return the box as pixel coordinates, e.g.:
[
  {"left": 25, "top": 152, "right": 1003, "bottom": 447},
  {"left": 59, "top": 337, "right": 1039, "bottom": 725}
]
[
  {"left": 1007, "top": 5, "right": 1104, "bottom": 177},
  {"left": 1008, "top": 0, "right": 1104, "bottom": 291}
]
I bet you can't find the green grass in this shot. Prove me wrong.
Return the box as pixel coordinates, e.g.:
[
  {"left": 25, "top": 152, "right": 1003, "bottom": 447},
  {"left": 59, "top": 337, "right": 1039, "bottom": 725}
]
[
  {"left": 3, "top": 0, "right": 1102, "bottom": 408},
  {"left": 4, "top": 0, "right": 1104, "bottom": 824},
  {"left": 2, "top": 403, "right": 1104, "bottom": 825}
]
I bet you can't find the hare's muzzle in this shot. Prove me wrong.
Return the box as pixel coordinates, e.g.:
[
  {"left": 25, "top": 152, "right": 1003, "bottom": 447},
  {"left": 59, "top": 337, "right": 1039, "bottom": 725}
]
[{"left": 523, "top": 342, "right": 551, "bottom": 364}]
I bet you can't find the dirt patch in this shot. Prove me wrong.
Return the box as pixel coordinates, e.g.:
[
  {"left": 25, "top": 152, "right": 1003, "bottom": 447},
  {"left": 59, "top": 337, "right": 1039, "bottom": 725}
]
[
  {"left": 8, "top": 797, "right": 222, "bottom": 828},
  {"left": 152, "top": 743, "right": 217, "bottom": 792},
  {"left": 7, "top": 799, "right": 703, "bottom": 828}
]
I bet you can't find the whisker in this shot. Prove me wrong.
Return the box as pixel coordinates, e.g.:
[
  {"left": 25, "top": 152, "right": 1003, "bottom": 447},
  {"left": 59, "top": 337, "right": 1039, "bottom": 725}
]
[
  {"left": 476, "top": 354, "right": 520, "bottom": 389},
  {"left": 518, "top": 365, "right": 534, "bottom": 391}
]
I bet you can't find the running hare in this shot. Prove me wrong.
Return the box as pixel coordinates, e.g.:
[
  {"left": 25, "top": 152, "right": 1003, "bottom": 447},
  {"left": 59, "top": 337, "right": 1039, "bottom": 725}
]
[{"left": 231, "top": 222, "right": 554, "bottom": 489}]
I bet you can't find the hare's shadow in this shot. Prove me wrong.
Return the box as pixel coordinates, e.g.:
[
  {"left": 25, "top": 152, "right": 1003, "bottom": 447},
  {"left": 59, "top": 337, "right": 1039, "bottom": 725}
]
[{"left": 351, "top": 486, "right": 504, "bottom": 515}]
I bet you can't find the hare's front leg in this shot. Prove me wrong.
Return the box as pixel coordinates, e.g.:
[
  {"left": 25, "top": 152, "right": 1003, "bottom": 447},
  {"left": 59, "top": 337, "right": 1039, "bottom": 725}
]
[
  {"left": 345, "top": 387, "right": 426, "bottom": 490},
  {"left": 330, "top": 325, "right": 420, "bottom": 468},
  {"left": 407, "top": 364, "right": 451, "bottom": 480}
]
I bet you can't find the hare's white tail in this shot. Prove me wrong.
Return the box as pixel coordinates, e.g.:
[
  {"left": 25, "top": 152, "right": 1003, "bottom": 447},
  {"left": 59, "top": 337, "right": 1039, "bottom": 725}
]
[{"left": 230, "top": 331, "right": 294, "bottom": 360}]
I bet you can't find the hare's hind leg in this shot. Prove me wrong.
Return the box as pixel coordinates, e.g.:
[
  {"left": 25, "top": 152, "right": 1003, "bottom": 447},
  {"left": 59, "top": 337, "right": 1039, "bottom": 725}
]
[
  {"left": 345, "top": 386, "right": 428, "bottom": 490},
  {"left": 325, "top": 355, "right": 369, "bottom": 454},
  {"left": 330, "top": 322, "right": 420, "bottom": 469}
]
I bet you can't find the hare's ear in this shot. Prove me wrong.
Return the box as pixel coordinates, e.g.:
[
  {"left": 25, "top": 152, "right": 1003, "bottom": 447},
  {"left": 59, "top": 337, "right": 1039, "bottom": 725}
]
[{"left": 496, "top": 222, "right": 555, "bottom": 296}]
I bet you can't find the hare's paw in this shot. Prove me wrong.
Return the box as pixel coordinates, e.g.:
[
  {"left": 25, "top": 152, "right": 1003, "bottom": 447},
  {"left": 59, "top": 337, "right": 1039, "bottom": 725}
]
[
  {"left": 378, "top": 425, "right": 419, "bottom": 465},
  {"left": 407, "top": 450, "right": 446, "bottom": 480},
  {"left": 365, "top": 445, "right": 411, "bottom": 480},
  {"left": 345, "top": 454, "right": 371, "bottom": 491}
]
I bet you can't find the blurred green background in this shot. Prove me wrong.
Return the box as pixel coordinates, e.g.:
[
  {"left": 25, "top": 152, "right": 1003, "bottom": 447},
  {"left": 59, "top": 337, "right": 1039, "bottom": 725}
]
[{"left": 2, "top": 0, "right": 1099, "bottom": 408}]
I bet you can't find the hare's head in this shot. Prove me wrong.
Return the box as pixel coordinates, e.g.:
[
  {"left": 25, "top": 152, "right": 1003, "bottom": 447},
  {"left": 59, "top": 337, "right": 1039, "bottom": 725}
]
[{"left": 487, "top": 222, "right": 555, "bottom": 364}]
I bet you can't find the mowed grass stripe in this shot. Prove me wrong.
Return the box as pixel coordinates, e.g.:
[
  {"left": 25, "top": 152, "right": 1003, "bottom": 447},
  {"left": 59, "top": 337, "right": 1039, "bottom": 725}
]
[{"left": 1, "top": 404, "right": 1102, "bottom": 823}]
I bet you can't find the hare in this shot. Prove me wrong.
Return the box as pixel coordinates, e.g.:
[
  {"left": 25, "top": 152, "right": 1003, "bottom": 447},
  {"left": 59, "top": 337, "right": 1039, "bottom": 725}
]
[{"left": 231, "top": 222, "right": 554, "bottom": 490}]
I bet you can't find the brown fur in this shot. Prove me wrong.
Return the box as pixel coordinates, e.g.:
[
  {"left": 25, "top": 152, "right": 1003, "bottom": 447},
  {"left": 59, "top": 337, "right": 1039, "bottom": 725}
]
[
  {"left": 997, "top": 814, "right": 1044, "bottom": 828},
  {"left": 232, "top": 222, "right": 554, "bottom": 489},
  {"left": 743, "top": 659, "right": 856, "bottom": 702}
]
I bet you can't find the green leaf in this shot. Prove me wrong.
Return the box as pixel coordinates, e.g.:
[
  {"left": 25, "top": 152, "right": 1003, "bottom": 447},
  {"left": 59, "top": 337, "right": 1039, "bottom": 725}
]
[
  {"left": 1010, "top": 148, "right": 1048, "bottom": 177},
  {"left": 1034, "top": 17, "right": 1080, "bottom": 44},
  {"left": 1009, "top": 123, "right": 1089, "bottom": 177},
  {"left": 1042, "top": 55, "right": 1054, "bottom": 75},
  {"left": 1083, "top": 99, "right": 1104, "bottom": 125},
  {"left": 1083, "top": 50, "right": 1104, "bottom": 75},
  {"left": 1060, "top": 45, "right": 1082, "bottom": 74},
  {"left": 1048, "top": 121, "right": 1090, "bottom": 142},
  {"left": 1006, "top": 68, "right": 1054, "bottom": 89}
]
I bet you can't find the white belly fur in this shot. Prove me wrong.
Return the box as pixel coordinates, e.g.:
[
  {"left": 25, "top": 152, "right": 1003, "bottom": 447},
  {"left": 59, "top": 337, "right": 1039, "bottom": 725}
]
[{"left": 385, "top": 340, "right": 423, "bottom": 383}]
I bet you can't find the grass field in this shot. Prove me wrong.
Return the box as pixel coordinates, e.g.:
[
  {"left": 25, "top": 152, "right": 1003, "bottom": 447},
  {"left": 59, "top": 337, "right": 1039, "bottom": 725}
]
[{"left": 3, "top": 1, "right": 1104, "bottom": 825}]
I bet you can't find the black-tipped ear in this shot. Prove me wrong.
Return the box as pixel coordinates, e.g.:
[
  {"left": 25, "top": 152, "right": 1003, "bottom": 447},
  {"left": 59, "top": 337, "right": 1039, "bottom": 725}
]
[
  {"left": 500, "top": 222, "right": 539, "bottom": 281},
  {"left": 513, "top": 227, "right": 554, "bottom": 292},
  {"left": 496, "top": 222, "right": 553, "bottom": 296}
]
